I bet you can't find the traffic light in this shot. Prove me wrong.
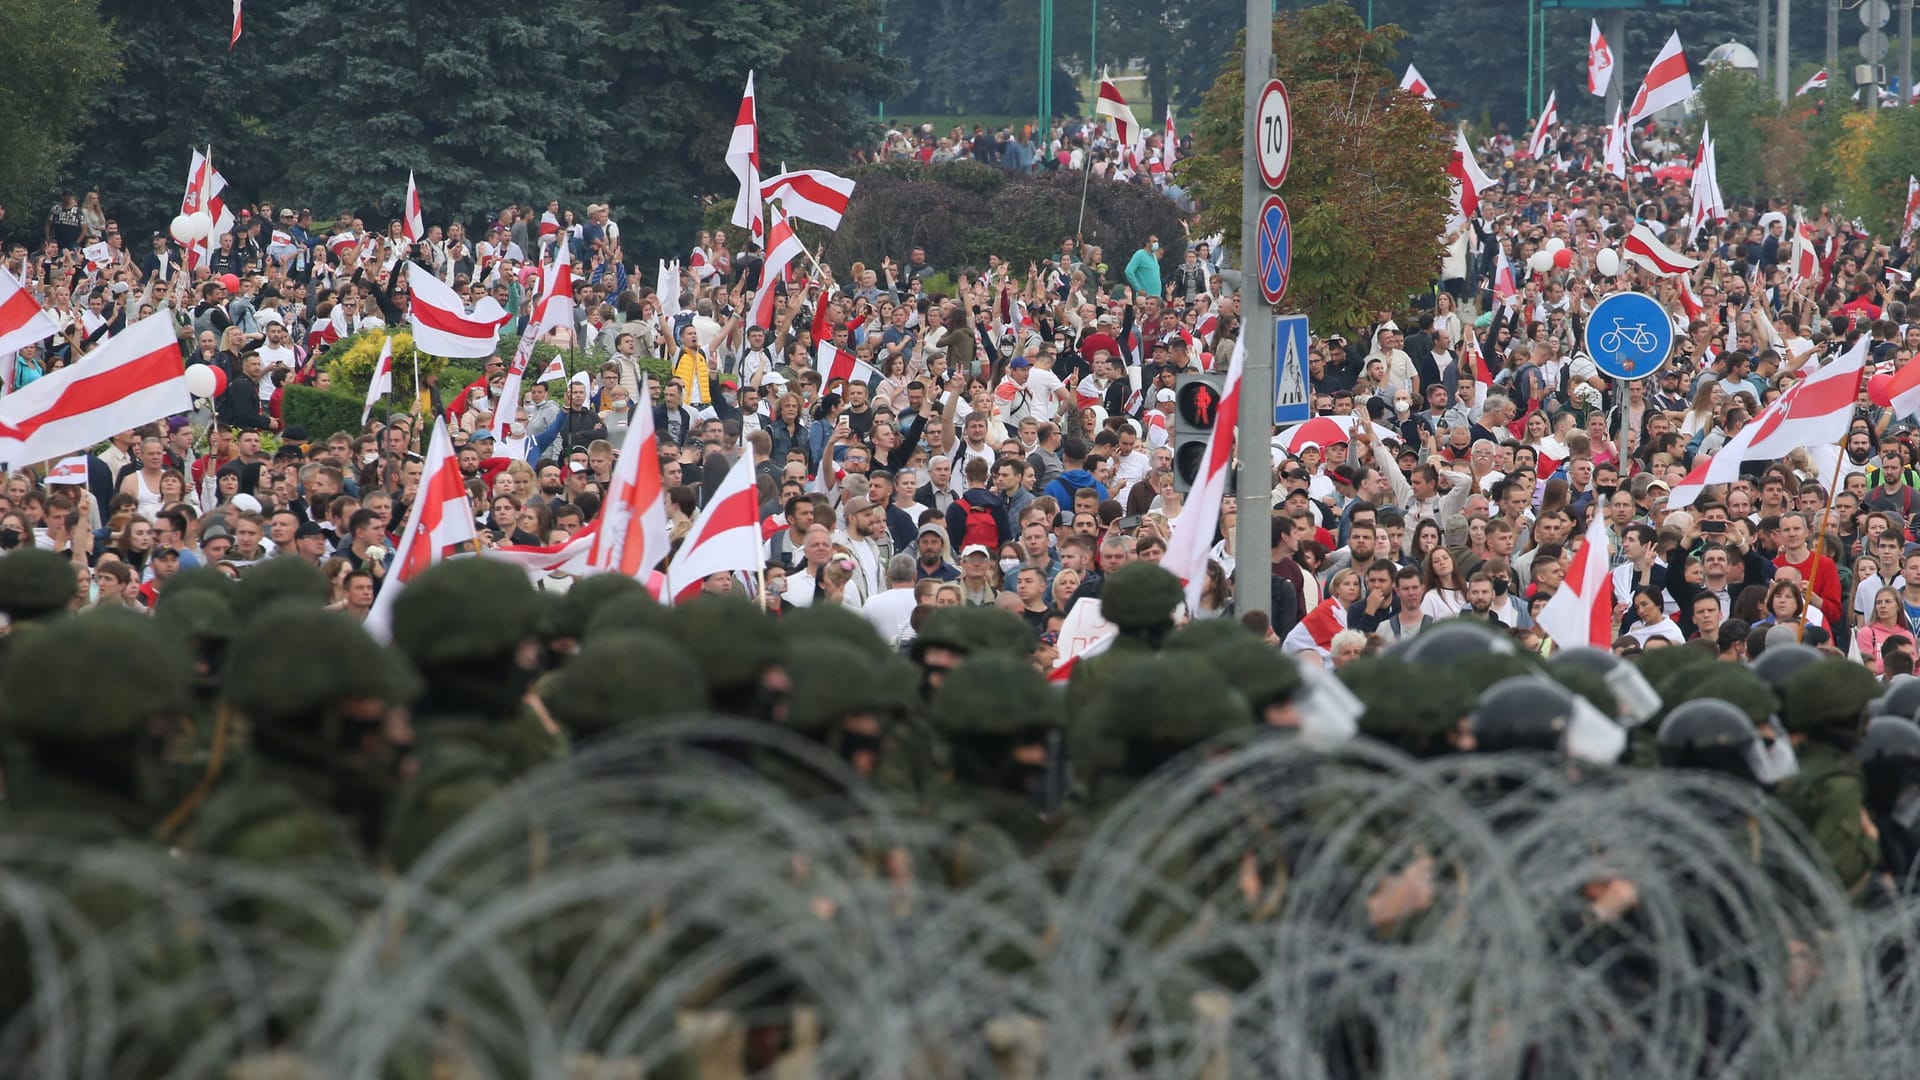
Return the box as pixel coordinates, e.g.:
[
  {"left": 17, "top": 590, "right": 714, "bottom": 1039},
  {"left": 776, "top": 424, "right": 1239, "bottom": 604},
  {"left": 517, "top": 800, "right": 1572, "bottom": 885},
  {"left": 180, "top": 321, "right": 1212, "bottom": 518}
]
[{"left": 1172, "top": 370, "right": 1227, "bottom": 493}]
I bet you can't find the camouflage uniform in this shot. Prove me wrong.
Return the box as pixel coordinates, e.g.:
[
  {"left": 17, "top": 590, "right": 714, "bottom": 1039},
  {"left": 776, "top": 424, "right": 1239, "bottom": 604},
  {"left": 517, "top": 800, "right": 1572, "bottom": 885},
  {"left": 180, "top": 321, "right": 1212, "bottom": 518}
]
[
  {"left": 1777, "top": 658, "right": 1881, "bottom": 896},
  {"left": 386, "top": 557, "right": 557, "bottom": 871},
  {"left": 1064, "top": 562, "right": 1185, "bottom": 722},
  {"left": 0, "top": 547, "right": 77, "bottom": 674}
]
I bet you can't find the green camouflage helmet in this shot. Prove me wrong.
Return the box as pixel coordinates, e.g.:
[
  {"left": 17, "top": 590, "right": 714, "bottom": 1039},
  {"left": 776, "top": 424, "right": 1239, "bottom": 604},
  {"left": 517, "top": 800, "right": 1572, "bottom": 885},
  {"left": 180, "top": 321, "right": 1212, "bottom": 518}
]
[
  {"left": 669, "top": 595, "right": 785, "bottom": 691},
  {"left": 1077, "top": 652, "right": 1248, "bottom": 763},
  {"left": 785, "top": 639, "right": 904, "bottom": 733},
  {"left": 1635, "top": 640, "right": 1718, "bottom": 698},
  {"left": 1548, "top": 666, "right": 1617, "bottom": 722},
  {"left": 226, "top": 602, "right": 416, "bottom": 726},
  {"left": 1341, "top": 657, "right": 1474, "bottom": 751},
  {"left": 230, "top": 556, "right": 332, "bottom": 624},
  {"left": 1668, "top": 664, "right": 1778, "bottom": 729},
  {"left": 1454, "top": 651, "right": 1541, "bottom": 694},
  {"left": 1165, "top": 617, "right": 1256, "bottom": 654},
  {"left": 0, "top": 548, "right": 78, "bottom": 622},
  {"left": 0, "top": 608, "right": 192, "bottom": 739},
  {"left": 584, "top": 589, "right": 671, "bottom": 640},
  {"left": 556, "top": 573, "right": 650, "bottom": 641},
  {"left": 955, "top": 604, "right": 1039, "bottom": 658},
  {"left": 929, "top": 653, "right": 1060, "bottom": 737},
  {"left": 1784, "top": 657, "right": 1880, "bottom": 741},
  {"left": 546, "top": 630, "right": 710, "bottom": 738},
  {"left": 912, "top": 606, "right": 972, "bottom": 659},
  {"left": 1098, "top": 561, "right": 1185, "bottom": 633},
  {"left": 392, "top": 557, "right": 544, "bottom": 668},
  {"left": 157, "top": 564, "right": 233, "bottom": 601},
  {"left": 1200, "top": 638, "right": 1302, "bottom": 713},
  {"left": 783, "top": 602, "right": 890, "bottom": 659},
  {"left": 153, "top": 587, "right": 234, "bottom": 641}
]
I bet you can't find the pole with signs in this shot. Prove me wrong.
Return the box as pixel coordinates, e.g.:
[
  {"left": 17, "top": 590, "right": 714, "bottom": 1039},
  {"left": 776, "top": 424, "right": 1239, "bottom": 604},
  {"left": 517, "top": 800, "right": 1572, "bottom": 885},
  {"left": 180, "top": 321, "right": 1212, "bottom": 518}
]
[{"left": 1235, "top": 0, "right": 1278, "bottom": 620}]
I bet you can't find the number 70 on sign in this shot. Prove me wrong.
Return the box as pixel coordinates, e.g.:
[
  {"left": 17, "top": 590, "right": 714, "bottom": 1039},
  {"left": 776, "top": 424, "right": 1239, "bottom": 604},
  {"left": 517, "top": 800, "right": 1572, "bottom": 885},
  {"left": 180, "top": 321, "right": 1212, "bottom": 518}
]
[{"left": 1256, "top": 80, "right": 1292, "bottom": 190}]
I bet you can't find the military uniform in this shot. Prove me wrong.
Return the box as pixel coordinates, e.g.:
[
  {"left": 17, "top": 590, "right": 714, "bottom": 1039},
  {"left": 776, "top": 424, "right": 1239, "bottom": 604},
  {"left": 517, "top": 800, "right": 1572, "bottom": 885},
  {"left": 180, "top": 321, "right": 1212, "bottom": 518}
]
[{"left": 1777, "top": 658, "right": 1881, "bottom": 896}]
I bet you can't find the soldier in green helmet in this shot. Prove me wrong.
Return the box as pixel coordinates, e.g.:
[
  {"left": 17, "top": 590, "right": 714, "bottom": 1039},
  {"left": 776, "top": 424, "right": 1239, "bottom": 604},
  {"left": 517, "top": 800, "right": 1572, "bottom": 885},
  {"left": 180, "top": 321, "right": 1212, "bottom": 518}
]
[
  {"left": 196, "top": 602, "right": 418, "bottom": 868},
  {"left": 386, "top": 556, "right": 557, "bottom": 870},
  {"left": 149, "top": 587, "right": 241, "bottom": 838},
  {"left": 1064, "top": 561, "right": 1184, "bottom": 721},
  {"left": 667, "top": 595, "right": 792, "bottom": 721},
  {"left": 542, "top": 629, "right": 711, "bottom": 740},
  {"left": 1074, "top": 650, "right": 1249, "bottom": 814},
  {"left": 0, "top": 547, "right": 80, "bottom": 672},
  {"left": 926, "top": 652, "right": 1071, "bottom": 866},
  {"left": 781, "top": 638, "right": 915, "bottom": 787},
  {"left": 1776, "top": 657, "right": 1882, "bottom": 896},
  {"left": 228, "top": 554, "right": 332, "bottom": 623}
]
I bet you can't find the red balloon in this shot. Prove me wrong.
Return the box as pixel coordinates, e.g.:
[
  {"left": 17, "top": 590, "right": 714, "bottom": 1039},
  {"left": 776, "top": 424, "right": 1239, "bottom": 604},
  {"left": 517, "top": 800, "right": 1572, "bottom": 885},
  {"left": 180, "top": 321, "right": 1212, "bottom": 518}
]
[
  {"left": 218, "top": 273, "right": 240, "bottom": 293},
  {"left": 1870, "top": 372, "right": 1895, "bottom": 408},
  {"left": 210, "top": 366, "right": 229, "bottom": 398},
  {"left": 1552, "top": 248, "right": 1574, "bottom": 270}
]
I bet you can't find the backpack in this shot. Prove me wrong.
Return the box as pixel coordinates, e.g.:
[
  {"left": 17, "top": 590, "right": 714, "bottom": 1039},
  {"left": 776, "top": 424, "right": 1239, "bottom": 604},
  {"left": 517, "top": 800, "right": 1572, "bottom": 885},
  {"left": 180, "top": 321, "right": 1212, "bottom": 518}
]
[{"left": 956, "top": 497, "right": 1000, "bottom": 549}]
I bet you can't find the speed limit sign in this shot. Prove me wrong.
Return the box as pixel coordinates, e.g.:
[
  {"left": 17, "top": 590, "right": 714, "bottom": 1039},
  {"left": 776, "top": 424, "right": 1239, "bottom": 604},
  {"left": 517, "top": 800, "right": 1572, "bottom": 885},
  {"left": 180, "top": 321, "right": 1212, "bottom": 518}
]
[{"left": 1255, "top": 79, "right": 1291, "bottom": 190}]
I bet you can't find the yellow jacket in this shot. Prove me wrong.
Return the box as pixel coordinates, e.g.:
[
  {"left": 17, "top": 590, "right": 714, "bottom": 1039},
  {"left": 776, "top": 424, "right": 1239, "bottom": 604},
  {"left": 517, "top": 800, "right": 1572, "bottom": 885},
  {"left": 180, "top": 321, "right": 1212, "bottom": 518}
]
[{"left": 671, "top": 347, "right": 712, "bottom": 405}]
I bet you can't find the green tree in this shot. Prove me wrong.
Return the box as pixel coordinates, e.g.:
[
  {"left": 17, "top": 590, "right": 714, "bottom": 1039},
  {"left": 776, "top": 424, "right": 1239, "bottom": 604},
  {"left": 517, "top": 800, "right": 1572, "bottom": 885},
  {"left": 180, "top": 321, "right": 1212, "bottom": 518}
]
[
  {"left": 590, "top": 0, "right": 899, "bottom": 259},
  {"left": 63, "top": 0, "right": 285, "bottom": 236},
  {"left": 1098, "top": 0, "right": 1241, "bottom": 123},
  {"left": 1692, "top": 66, "right": 1781, "bottom": 206},
  {"left": 0, "top": 0, "right": 122, "bottom": 221},
  {"left": 278, "top": 0, "right": 613, "bottom": 229},
  {"left": 1176, "top": 2, "right": 1450, "bottom": 334}
]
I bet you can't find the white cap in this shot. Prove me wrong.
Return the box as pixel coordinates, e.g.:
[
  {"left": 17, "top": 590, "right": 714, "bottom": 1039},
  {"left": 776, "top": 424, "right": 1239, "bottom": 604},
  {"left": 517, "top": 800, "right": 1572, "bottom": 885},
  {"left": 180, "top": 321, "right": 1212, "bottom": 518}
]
[{"left": 231, "top": 493, "right": 262, "bottom": 514}]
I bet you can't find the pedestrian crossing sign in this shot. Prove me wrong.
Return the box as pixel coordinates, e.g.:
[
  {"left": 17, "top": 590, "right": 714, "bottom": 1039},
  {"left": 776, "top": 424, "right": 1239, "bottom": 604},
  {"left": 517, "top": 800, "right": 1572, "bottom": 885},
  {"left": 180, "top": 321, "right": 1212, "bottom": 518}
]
[{"left": 1275, "top": 315, "right": 1311, "bottom": 423}]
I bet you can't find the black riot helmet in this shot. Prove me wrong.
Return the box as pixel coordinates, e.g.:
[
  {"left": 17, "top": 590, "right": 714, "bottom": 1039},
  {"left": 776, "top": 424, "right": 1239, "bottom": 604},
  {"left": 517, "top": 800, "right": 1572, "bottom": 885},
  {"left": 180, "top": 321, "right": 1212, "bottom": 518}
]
[
  {"left": 1656, "top": 699, "right": 1766, "bottom": 784},
  {"left": 1471, "top": 675, "right": 1625, "bottom": 763},
  {"left": 1858, "top": 716, "right": 1920, "bottom": 824},
  {"left": 1870, "top": 675, "right": 1920, "bottom": 725},
  {"left": 1748, "top": 642, "right": 1822, "bottom": 698},
  {"left": 1393, "top": 618, "right": 1517, "bottom": 665}
]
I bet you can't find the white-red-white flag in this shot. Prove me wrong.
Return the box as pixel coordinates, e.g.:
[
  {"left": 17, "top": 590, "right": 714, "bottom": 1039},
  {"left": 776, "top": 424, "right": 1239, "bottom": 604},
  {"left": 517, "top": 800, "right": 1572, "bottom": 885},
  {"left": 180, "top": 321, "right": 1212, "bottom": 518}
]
[
  {"left": 406, "top": 262, "right": 511, "bottom": 359},
  {"left": 364, "top": 418, "right": 478, "bottom": 642},
  {"left": 727, "top": 71, "right": 765, "bottom": 244},
  {"left": 591, "top": 376, "right": 671, "bottom": 578},
  {"left": 493, "top": 246, "right": 576, "bottom": 441},
  {"left": 1789, "top": 218, "right": 1821, "bottom": 290},
  {"left": 1164, "top": 107, "right": 1177, "bottom": 166},
  {"left": 1676, "top": 272, "right": 1705, "bottom": 321},
  {"left": 1603, "top": 105, "right": 1630, "bottom": 180},
  {"left": 1095, "top": 72, "right": 1138, "bottom": 145},
  {"left": 402, "top": 171, "right": 425, "bottom": 243},
  {"left": 0, "top": 266, "right": 61, "bottom": 357},
  {"left": 1685, "top": 123, "right": 1725, "bottom": 237},
  {"left": 762, "top": 168, "right": 856, "bottom": 230},
  {"left": 1535, "top": 507, "right": 1615, "bottom": 650},
  {"left": 1493, "top": 249, "right": 1520, "bottom": 301},
  {"left": 663, "top": 449, "right": 764, "bottom": 604},
  {"left": 1668, "top": 334, "right": 1869, "bottom": 507},
  {"left": 45, "top": 456, "right": 88, "bottom": 486},
  {"left": 362, "top": 335, "right": 395, "bottom": 425},
  {"left": 1627, "top": 31, "right": 1692, "bottom": 125},
  {"left": 1162, "top": 332, "right": 1244, "bottom": 614},
  {"left": 1622, "top": 222, "right": 1698, "bottom": 276},
  {"left": 0, "top": 311, "right": 190, "bottom": 468},
  {"left": 746, "top": 205, "right": 804, "bottom": 330},
  {"left": 1400, "top": 64, "right": 1435, "bottom": 106},
  {"left": 1525, "top": 91, "right": 1558, "bottom": 160},
  {"left": 489, "top": 521, "right": 599, "bottom": 575},
  {"left": 819, "top": 341, "right": 877, "bottom": 391},
  {"left": 1901, "top": 174, "right": 1920, "bottom": 246},
  {"left": 1795, "top": 69, "right": 1829, "bottom": 96},
  {"left": 1446, "top": 127, "right": 1495, "bottom": 224},
  {"left": 539, "top": 211, "right": 560, "bottom": 239},
  {"left": 1588, "top": 19, "right": 1614, "bottom": 97},
  {"left": 179, "top": 148, "right": 232, "bottom": 274},
  {"left": 1885, "top": 349, "right": 1920, "bottom": 421},
  {"left": 230, "top": 0, "right": 242, "bottom": 48}
]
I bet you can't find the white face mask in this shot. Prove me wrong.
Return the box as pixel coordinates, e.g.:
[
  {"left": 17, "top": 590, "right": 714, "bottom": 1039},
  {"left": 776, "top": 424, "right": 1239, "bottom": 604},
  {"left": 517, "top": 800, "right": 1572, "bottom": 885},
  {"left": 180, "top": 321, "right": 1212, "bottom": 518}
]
[{"left": 999, "top": 557, "right": 1023, "bottom": 576}]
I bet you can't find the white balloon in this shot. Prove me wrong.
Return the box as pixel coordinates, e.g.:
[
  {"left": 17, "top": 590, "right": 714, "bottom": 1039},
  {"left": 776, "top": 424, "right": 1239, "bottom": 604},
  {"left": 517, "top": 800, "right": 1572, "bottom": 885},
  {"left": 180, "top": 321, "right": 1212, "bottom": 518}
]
[
  {"left": 184, "top": 364, "right": 217, "bottom": 399},
  {"left": 187, "top": 211, "right": 214, "bottom": 241},
  {"left": 169, "top": 214, "right": 196, "bottom": 244},
  {"left": 1527, "top": 251, "right": 1554, "bottom": 275},
  {"left": 1595, "top": 249, "right": 1621, "bottom": 277},
  {"left": 1543, "top": 237, "right": 1566, "bottom": 254}
]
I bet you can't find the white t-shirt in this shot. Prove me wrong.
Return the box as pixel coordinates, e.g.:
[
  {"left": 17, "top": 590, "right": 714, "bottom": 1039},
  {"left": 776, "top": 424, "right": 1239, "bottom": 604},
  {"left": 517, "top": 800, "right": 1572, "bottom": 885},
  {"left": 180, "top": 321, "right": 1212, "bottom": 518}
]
[{"left": 1024, "top": 367, "right": 1065, "bottom": 422}]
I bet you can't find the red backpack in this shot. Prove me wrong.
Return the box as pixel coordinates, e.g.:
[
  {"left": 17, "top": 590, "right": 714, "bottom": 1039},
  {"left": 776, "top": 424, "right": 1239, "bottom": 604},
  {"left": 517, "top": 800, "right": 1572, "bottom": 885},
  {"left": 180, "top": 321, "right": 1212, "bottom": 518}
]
[{"left": 956, "top": 498, "right": 999, "bottom": 549}]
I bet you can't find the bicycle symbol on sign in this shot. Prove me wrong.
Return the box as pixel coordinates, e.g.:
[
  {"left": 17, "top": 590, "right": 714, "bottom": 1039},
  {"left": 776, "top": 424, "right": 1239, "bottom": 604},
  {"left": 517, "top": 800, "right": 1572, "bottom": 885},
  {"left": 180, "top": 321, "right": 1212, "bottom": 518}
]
[{"left": 1598, "top": 319, "right": 1657, "bottom": 355}]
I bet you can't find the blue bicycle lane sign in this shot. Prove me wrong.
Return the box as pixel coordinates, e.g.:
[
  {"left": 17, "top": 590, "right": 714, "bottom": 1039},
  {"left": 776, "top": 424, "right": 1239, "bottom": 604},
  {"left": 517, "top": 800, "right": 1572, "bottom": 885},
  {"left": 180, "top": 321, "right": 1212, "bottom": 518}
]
[{"left": 1583, "top": 291, "right": 1673, "bottom": 382}]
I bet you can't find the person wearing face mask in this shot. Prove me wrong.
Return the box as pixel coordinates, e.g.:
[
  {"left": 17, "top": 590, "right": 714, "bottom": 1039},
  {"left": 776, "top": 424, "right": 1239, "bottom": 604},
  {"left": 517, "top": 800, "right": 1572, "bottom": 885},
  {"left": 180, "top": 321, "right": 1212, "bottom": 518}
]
[{"left": 1124, "top": 235, "right": 1163, "bottom": 300}]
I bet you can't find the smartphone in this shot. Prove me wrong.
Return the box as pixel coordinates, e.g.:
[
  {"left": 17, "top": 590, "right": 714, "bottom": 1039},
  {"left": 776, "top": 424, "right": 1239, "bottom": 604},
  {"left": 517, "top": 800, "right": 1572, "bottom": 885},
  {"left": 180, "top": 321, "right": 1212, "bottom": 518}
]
[
  {"left": 1701, "top": 520, "right": 1726, "bottom": 534},
  {"left": 1115, "top": 515, "right": 1143, "bottom": 531}
]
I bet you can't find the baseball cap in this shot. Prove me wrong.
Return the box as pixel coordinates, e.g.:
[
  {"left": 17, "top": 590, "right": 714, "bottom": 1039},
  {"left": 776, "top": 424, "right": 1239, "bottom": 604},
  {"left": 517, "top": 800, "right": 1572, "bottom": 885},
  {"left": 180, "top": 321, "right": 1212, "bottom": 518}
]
[
  {"left": 1010, "top": 356, "right": 1032, "bottom": 369},
  {"left": 294, "top": 520, "right": 327, "bottom": 539},
  {"left": 231, "top": 494, "right": 262, "bottom": 514},
  {"left": 469, "top": 429, "right": 496, "bottom": 444},
  {"left": 1155, "top": 388, "right": 1177, "bottom": 404},
  {"left": 1646, "top": 478, "right": 1671, "bottom": 492},
  {"left": 842, "top": 496, "right": 875, "bottom": 516},
  {"left": 960, "top": 543, "right": 992, "bottom": 558},
  {"left": 152, "top": 546, "right": 180, "bottom": 560},
  {"left": 917, "top": 521, "right": 948, "bottom": 540}
]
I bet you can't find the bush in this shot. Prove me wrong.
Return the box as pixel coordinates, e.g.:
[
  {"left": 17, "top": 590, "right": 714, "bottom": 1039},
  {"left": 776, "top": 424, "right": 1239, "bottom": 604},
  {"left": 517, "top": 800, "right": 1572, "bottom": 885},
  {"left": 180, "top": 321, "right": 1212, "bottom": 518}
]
[
  {"left": 283, "top": 383, "right": 378, "bottom": 438},
  {"left": 824, "top": 162, "right": 1182, "bottom": 281},
  {"left": 324, "top": 331, "right": 457, "bottom": 397}
]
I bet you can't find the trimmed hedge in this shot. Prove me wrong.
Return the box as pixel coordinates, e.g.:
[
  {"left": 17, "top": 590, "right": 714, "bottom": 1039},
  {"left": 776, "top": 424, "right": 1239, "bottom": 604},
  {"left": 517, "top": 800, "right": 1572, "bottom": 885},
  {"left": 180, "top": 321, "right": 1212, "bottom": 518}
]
[{"left": 283, "top": 383, "right": 378, "bottom": 438}]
